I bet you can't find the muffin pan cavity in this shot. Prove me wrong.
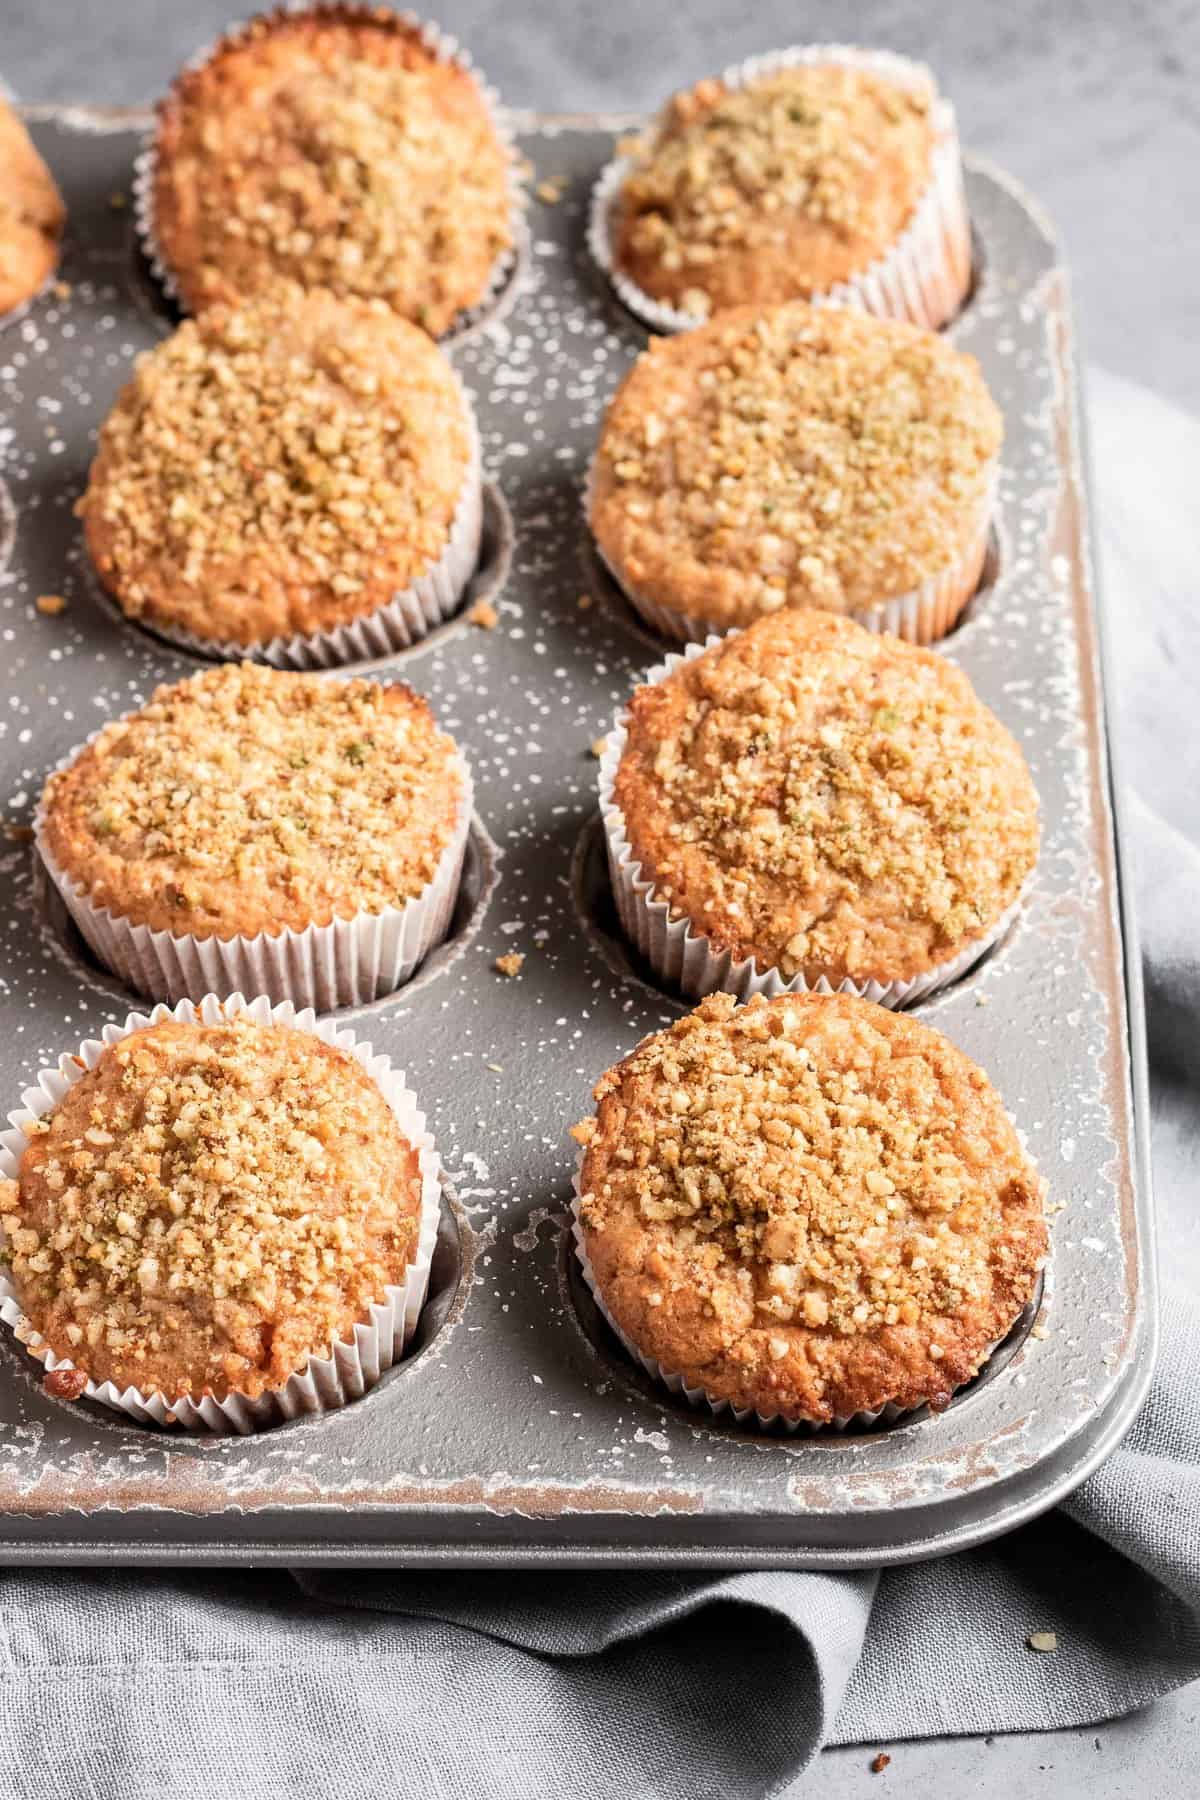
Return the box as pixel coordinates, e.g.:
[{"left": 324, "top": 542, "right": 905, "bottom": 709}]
[{"left": 0, "top": 111, "right": 1152, "bottom": 1567}]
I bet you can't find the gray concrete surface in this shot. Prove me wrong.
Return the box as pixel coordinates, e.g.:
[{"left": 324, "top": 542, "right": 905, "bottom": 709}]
[{"left": 3, "top": 2, "right": 1198, "bottom": 1793}]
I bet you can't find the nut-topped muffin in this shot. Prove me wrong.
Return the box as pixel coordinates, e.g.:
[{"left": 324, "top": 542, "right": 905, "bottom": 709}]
[
  {"left": 77, "top": 285, "right": 479, "bottom": 660},
  {"left": 37, "top": 663, "right": 471, "bottom": 1009},
  {"left": 0, "top": 1012, "right": 429, "bottom": 1406},
  {"left": 590, "top": 301, "right": 1000, "bottom": 645},
  {"left": 601, "top": 611, "right": 1038, "bottom": 1003},
  {"left": 147, "top": 6, "right": 515, "bottom": 333},
  {"left": 597, "top": 49, "right": 970, "bottom": 332},
  {"left": 0, "top": 98, "right": 66, "bottom": 316},
  {"left": 573, "top": 992, "right": 1047, "bottom": 1427}
]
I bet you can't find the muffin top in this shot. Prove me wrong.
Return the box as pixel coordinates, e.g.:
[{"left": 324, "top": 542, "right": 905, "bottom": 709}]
[
  {"left": 590, "top": 302, "right": 1001, "bottom": 629},
  {"left": 0, "top": 1015, "right": 425, "bottom": 1401},
  {"left": 0, "top": 98, "right": 66, "bottom": 315},
  {"left": 613, "top": 61, "right": 938, "bottom": 317},
  {"left": 151, "top": 6, "right": 513, "bottom": 332},
  {"left": 78, "top": 285, "right": 472, "bottom": 648},
  {"left": 573, "top": 991, "right": 1046, "bottom": 1423},
  {"left": 611, "top": 611, "right": 1038, "bottom": 986},
  {"left": 40, "top": 662, "right": 465, "bottom": 939}
]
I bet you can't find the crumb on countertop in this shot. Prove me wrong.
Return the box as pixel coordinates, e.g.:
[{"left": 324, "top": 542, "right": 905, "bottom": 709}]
[
  {"left": 35, "top": 594, "right": 67, "bottom": 616},
  {"left": 494, "top": 952, "right": 525, "bottom": 978},
  {"left": 535, "top": 178, "right": 565, "bottom": 204},
  {"left": 467, "top": 598, "right": 499, "bottom": 630},
  {"left": 576, "top": 593, "right": 593, "bottom": 610},
  {"left": 589, "top": 736, "right": 608, "bottom": 759},
  {"left": 1026, "top": 1631, "right": 1058, "bottom": 1653},
  {"left": 870, "top": 1752, "right": 891, "bottom": 1774}
]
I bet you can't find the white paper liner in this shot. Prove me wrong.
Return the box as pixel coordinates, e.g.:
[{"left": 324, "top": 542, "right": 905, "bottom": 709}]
[
  {"left": 89, "top": 378, "right": 484, "bottom": 669},
  {"left": 34, "top": 720, "right": 473, "bottom": 1010},
  {"left": 569, "top": 1153, "right": 997, "bottom": 1435},
  {"left": 598, "top": 635, "right": 1027, "bottom": 1009},
  {"left": 589, "top": 43, "right": 972, "bottom": 337},
  {"left": 585, "top": 440, "right": 996, "bottom": 650},
  {"left": 0, "top": 991, "right": 442, "bottom": 1433},
  {"left": 132, "top": 5, "right": 526, "bottom": 343}
]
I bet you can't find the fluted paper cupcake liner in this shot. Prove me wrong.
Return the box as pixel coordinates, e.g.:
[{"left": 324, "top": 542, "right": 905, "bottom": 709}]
[
  {"left": 585, "top": 455, "right": 995, "bottom": 648},
  {"left": 0, "top": 991, "right": 442, "bottom": 1433},
  {"left": 90, "top": 387, "right": 484, "bottom": 669},
  {"left": 571, "top": 1156, "right": 936, "bottom": 1434},
  {"left": 598, "top": 636, "right": 1025, "bottom": 1008},
  {"left": 589, "top": 42, "right": 971, "bottom": 337},
  {"left": 35, "top": 733, "right": 473, "bottom": 1010},
  {"left": 132, "top": 5, "right": 526, "bottom": 343}
]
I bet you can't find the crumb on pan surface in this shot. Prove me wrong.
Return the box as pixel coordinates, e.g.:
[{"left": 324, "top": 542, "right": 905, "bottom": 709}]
[
  {"left": 614, "top": 63, "right": 937, "bottom": 315},
  {"left": 613, "top": 611, "right": 1038, "bottom": 986},
  {"left": 40, "top": 662, "right": 464, "bottom": 939},
  {"left": 151, "top": 5, "right": 513, "bottom": 333},
  {"left": 77, "top": 284, "right": 472, "bottom": 647},
  {"left": 0, "top": 1016, "right": 423, "bottom": 1401},
  {"left": 0, "top": 97, "right": 66, "bottom": 315},
  {"left": 575, "top": 992, "right": 1047, "bottom": 1424},
  {"left": 590, "top": 301, "right": 1001, "bottom": 629}
]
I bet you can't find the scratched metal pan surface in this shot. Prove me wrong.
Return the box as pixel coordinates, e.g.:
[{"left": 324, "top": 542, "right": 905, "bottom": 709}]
[{"left": 0, "top": 107, "right": 1154, "bottom": 1567}]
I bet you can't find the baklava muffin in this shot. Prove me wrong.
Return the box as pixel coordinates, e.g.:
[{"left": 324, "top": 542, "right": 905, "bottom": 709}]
[
  {"left": 572, "top": 991, "right": 1047, "bottom": 1427},
  {"left": 598, "top": 49, "right": 970, "bottom": 332},
  {"left": 77, "top": 285, "right": 480, "bottom": 661},
  {"left": 0, "top": 1006, "right": 436, "bottom": 1424},
  {"left": 590, "top": 301, "right": 1000, "bottom": 644},
  {"left": 37, "top": 662, "right": 471, "bottom": 1010},
  {"left": 0, "top": 98, "right": 66, "bottom": 316},
  {"left": 146, "top": 5, "right": 514, "bottom": 333},
  {"left": 601, "top": 610, "right": 1038, "bottom": 1004}
]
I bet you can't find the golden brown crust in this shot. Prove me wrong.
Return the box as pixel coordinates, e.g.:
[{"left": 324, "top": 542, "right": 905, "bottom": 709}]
[
  {"left": 575, "top": 993, "right": 1046, "bottom": 1424},
  {"left": 77, "top": 286, "right": 471, "bottom": 647},
  {"left": 152, "top": 5, "right": 513, "bottom": 333},
  {"left": 40, "top": 662, "right": 464, "bottom": 939},
  {"left": 590, "top": 302, "right": 1001, "bottom": 631},
  {"left": 1, "top": 1017, "right": 424, "bottom": 1401},
  {"left": 613, "top": 612, "right": 1038, "bottom": 986},
  {"left": 614, "top": 63, "right": 937, "bottom": 316},
  {"left": 0, "top": 100, "right": 66, "bottom": 315}
]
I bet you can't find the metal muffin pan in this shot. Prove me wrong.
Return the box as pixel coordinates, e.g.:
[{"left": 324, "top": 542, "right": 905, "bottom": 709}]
[{"left": 0, "top": 107, "right": 1153, "bottom": 1567}]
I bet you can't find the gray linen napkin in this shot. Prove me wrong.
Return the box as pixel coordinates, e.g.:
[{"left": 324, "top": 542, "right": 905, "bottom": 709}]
[{"left": 0, "top": 368, "right": 1195, "bottom": 1800}]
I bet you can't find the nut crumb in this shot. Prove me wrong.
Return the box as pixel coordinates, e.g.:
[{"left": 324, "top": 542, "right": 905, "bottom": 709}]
[
  {"left": 870, "top": 1752, "right": 891, "bottom": 1774},
  {"left": 35, "top": 594, "right": 67, "bottom": 616},
  {"left": 494, "top": 952, "right": 525, "bottom": 978},
  {"left": 576, "top": 593, "right": 594, "bottom": 610},
  {"left": 485, "top": 1061, "right": 504, "bottom": 1073},
  {"left": 43, "top": 1367, "right": 88, "bottom": 1402},
  {"left": 1027, "top": 1631, "right": 1058, "bottom": 1654},
  {"left": 467, "top": 598, "right": 499, "bottom": 630},
  {"left": 590, "top": 736, "right": 608, "bottom": 759},
  {"left": 535, "top": 178, "right": 565, "bottom": 204},
  {"left": 1030, "top": 1322, "right": 1049, "bottom": 1340},
  {"left": 52, "top": 281, "right": 71, "bottom": 301}
]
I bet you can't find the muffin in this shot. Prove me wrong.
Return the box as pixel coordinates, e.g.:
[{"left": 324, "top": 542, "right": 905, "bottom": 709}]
[
  {"left": 0, "top": 98, "right": 66, "bottom": 317},
  {"left": 36, "top": 662, "right": 472, "bottom": 1010},
  {"left": 144, "top": 5, "right": 515, "bottom": 334},
  {"left": 600, "top": 611, "right": 1038, "bottom": 1005},
  {"left": 0, "top": 995, "right": 441, "bottom": 1430},
  {"left": 589, "top": 301, "right": 1000, "bottom": 645},
  {"left": 77, "top": 284, "right": 480, "bottom": 662},
  {"left": 572, "top": 991, "right": 1047, "bottom": 1428},
  {"left": 593, "top": 47, "right": 970, "bottom": 333}
]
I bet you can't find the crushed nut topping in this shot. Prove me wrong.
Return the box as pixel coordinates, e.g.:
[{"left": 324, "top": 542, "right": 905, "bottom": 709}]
[
  {"left": 614, "top": 611, "right": 1038, "bottom": 984},
  {"left": 615, "top": 64, "right": 935, "bottom": 312},
  {"left": 78, "top": 285, "right": 471, "bottom": 647},
  {"left": 41, "top": 662, "right": 463, "bottom": 939},
  {"left": 153, "top": 11, "right": 513, "bottom": 333},
  {"left": 6, "top": 1017, "right": 422, "bottom": 1400},
  {"left": 592, "top": 303, "right": 1001, "bottom": 625},
  {"left": 578, "top": 992, "right": 1045, "bottom": 1343},
  {"left": 494, "top": 952, "right": 525, "bottom": 978}
]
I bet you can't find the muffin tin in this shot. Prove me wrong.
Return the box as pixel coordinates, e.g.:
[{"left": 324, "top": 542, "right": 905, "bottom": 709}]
[{"left": 0, "top": 103, "right": 1154, "bottom": 1567}]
